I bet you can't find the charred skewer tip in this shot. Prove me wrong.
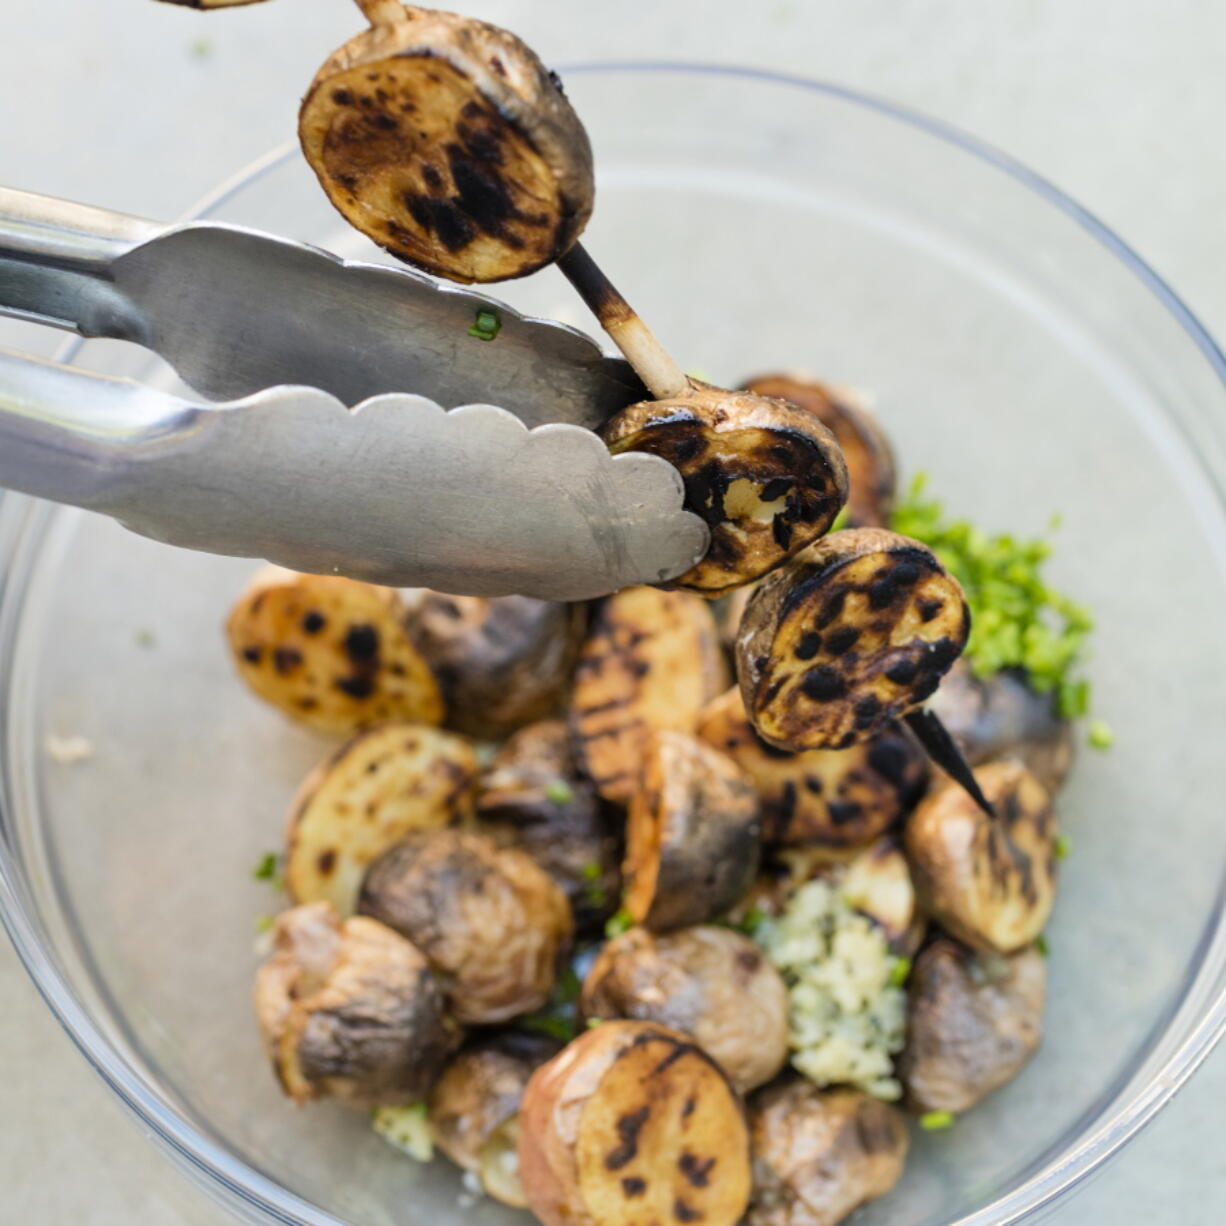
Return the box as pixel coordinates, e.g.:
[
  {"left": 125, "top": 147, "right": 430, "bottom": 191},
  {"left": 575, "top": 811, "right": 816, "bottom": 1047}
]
[{"left": 903, "top": 707, "right": 997, "bottom": 820}]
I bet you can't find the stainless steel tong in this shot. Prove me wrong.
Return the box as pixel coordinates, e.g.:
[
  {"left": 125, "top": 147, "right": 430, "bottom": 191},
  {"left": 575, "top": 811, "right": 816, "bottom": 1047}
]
[{"left": 0, "top": 187, "right": 707, "bottom": 599}]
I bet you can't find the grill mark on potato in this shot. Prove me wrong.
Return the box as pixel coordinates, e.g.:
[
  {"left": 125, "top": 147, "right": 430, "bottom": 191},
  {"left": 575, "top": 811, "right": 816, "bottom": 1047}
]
[
  {"left": 622, "top": 1177, "right": 647, "bottom": 1198},
  {"left": 605, "top": 1104, "right": 651, "bottom": 1170},
  {"left": 679, "top": 1152, "right": 716, "bottom": 1187},
  {"left": 675, "top": 1198, "right": 704, "bottom": 1221},
  {"left": 274, "top": 647, "right": 303, "bottom": 675}
]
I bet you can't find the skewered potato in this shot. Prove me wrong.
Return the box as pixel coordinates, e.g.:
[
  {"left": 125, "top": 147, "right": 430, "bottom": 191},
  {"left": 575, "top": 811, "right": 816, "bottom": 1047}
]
[
  {"left": 401, "top": 592, "right": 585, "bottom": 741},
  {"left": 227, "top": 568, "right": 443, "bottom": 735},
  {"left": 478, "top": 720, "right": 620, "bottom": 932},
  {"left": 743, "top": 375, "right": 897, "bottom": 529},
  {"left": 897, "top": 938, "right": 1045, "bottom": 1114},
  {"left": 299, "top": 3, "right": 593, "bottom": 283},
  {"left": 358, "top": 828, "right": 572, "bottom": 1023},
  {"left": 429, "top": 1033, "right": 560, "bottom": 1207},
  {"left": 571, "top": 587, "right": 727, "bottom": 805},
  {"left": 580, "top": 925, "right": 789, "bottom": 1093},
  {"left": 518, "top": 1020, "right": 752, "bottom": 1226},
  {"left": 254, "top": 902, "right": 456, "bottom": 1107},
  {"left": 840, "top": 837, "right": 925, "bottom": 957},
  {"left": 697, "top": 687, "right": 927, "bottom": 847},
  {"left": 930, "top": 660, "right": 1075, "bottom": 795},
  {"left": 284, "top": 723, "right": 477, "bottom": 916},
  {"left": 905, "top": 761, "right": 1057, "bottom": 954},
  {"left": 623, "top": 731, "right": 761, "bottom": 931},
  {"left": 603, "top": 383, "right": 849, "bottom": 596},
  {"left": 746, "top": 1080, "right": 908, "bottom": 1226},
  {"left": 737, "top": 529, "right": 970, "bottom": 751}
]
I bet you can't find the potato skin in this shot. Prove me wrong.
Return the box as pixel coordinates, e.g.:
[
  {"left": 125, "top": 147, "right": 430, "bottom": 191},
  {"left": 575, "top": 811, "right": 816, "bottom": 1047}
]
[
  {"left": 742, "top": 376, "right": 896, "bottom": 530},
  {"left": 603, "top": 383, "right": 849, "bottom": 596},
  {"left": 402, "top": 592, "right": 585, "bottom": 741},
  {"left": 747, "top": 1080, "right": 909, "bottom": 1226},
  {"left": 299, "top": 7, "right": 592, "bottom": 283},
  {"left": 358, "top": 829, "right": 573, "bottom": 1023},
  {"left": 737, "top": 529, "right": 970, "bottom": 750},
  {"left": 623, "top": 731, "right": 762, "bottom": 931},
  {"left": 897, "top": 938, "right": 1046, "bottom": 1114},
  {"left": 571, "top": 587, "right": 727, "bottom": 806},
  {"left": 226, "top": 568, "right": 443, "bottom": 736},
  {"left": 580, "top": 925, "right": 789, "bottom": 1092},
  {"left": 697, "top": 687, "right": 927, "bottom": 847},
  {"left": 905, "top": 761, "right": 1057, "bottom": 954}
]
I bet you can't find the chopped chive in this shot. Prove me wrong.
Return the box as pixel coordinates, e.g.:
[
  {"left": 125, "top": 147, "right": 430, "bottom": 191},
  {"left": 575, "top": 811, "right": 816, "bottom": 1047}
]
[
  {"left": 1054, "top": 833, "right": 1072, "bottom": 860},
  {"left": 545, "top": 779, "right": 574, "bottom": 805},
  {"left": 740, "top": 905, "right": 766, "bottom": 936},
  {"left": 254, "top": 913, "right": 274, "bottom": 934},
  {"left": 919, "top": 1111, "right": 955, "bottom": 1131},
  {"left": 580, "top": 860, "right": 601, "bottom": 881},
  {"left": 135, "top": 627, "right": 156, "bottom": 648},
  {"left": 585, "top": 885, "right": 608, "bottom": 908},
  {"left": 829, "top": 506, "right": 850, "bottom": 533},
  {"left": 519, "top": 1013, "right": 576, "bottom": 1042},
  {"left": 468, "top": 308, "right": 502, "bottom": 341},
  {"left": 1035, "top": 933, "right": 1050, "bottom": 956},
  {"left": 604, "top": 907, "right": 634, "bottom": 939},
  {"left": 406, "top": 1100, "right": 428, "bottom": 1120},
  {"left": 888, "top": 956, "right": 912, "bottom": 988},
  {"left": 252, "top": 852, "right": 279, "bottom": 882},
  {"left": 586, "top": 1017, "right": 604, "bottom": 1029},
  {"left": 1088, "top": 720, "right": 1113, "bottom": 750}
]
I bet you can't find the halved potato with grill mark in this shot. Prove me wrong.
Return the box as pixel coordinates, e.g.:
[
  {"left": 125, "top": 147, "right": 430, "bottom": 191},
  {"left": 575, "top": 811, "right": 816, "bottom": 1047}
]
[
  {"left": 742, "top": 375, "right": 897, "bottom": 529},
  {"left": 840, "top": 837, "right": 926, "bottom": 956},
  {"left": 518, "top": 1020, "right": 752, "bottom": 1226},
  {"left": 299, "top": 5, "right": 593, "bottom": 283},
  {"left": 737, "top": 529, "right": 970, "bottom": 751},
  {"left": 904, "top": 761, "right": 1057, "bottom": 954},
  {"left": 285, "top": 723, "right": 477, "bottom": 916},
  {"left": 623, "top": 730, "right": 761, "bottom": 931},
  {"left": 226, "top": 568, "right": 443, "bottom": 736},
  {"left": 696, "top": 687, "right": 927, "bottom": 847},
  {"left": 571, "top": 588, "right": 727, "bottom": 806},
  {"left": 602, "top": 382, "right": 848, "bottom": 596}
]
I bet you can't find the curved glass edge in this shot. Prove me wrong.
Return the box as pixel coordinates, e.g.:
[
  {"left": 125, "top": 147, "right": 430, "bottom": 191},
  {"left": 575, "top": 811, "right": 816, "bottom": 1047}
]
[{"left": 0, "top": 61, "right": 1216, "bottom": 1226}]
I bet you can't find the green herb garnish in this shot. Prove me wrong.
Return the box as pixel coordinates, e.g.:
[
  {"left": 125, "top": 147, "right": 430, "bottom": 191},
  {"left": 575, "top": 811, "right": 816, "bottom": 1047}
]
[
  {"left": 586, "top": 1017, "right": 604, "bottom": 1029},
  {"left": 919, "top": 1111, "right": 955, "bottom": 1132},
  {"left": 1035, "top": 933, "right": 1050, "bottom": 957},
  {"left": 1054, "top": 833, "right": 1072, "bottom": 860},
  {"left": 545, "top": 779, "right": 574, "bottom": 805},
  {"left": 888, "top": 956, "right": 912, "bottom": 988},
  {"left": 1088, "top": 720, "right": 1114, "bottom": 750},
  {"left": 830, "top": 505, "right": 850, "bottom": 533},
  {"left": 518, "top": 1012, "right": 576, "bottom": 1042},
  {"left": 580, "top": 861, "right": 601, "bottom": 881},
  {"left": 739, "top": 905, "right": 766, "bottom": 937},
  {"left": 252, "top": 852, "right": 280, "bottom": 882},
  {"left": 605, "top": 907, "right": 635, "bottom": 939},
  {"left": 254, "top": 913, "right": 274, "bottom": 934},
  {"left": 468, "top": 308, "right": 502, "bottom": 342}
]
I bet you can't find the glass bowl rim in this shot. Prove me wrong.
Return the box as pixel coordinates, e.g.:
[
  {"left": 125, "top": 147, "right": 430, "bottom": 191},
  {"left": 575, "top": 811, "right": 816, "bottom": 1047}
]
[{"left": 1, "top": 60, "right": 1223, "bottom": 1226}]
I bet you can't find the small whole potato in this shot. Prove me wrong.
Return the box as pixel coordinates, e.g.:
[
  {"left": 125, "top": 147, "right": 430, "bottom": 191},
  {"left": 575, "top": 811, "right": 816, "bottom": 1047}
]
[
  {"left": 358, "top": 828, "right": 573, "bottom": 1023},
  {"left": 737, "top": 529, "right": 970, "bottom": 751},
  {"left": 401, "top": 592, "right": 585, "bottom": 741},
  {"left": 580, "top": 925, "right": 789, "bottom": 1092},
  {"left": 623, "top": 731, "right": 762, "bottom": 931},
  {"left": 747, "top": 1079, "right": 909, "bottom": 1226},
  {"left": 897, "top": 938, "right": 1046, "bottom": 1114},
  {"left": 518, "top": 1020, "right": 752, "bottom": 1226},
  {"left": 253, "top": 902, "right": 457, "bottom": 1107},
  {"left": 905, "top": 761, "right": 1057, "bottom": 954}
]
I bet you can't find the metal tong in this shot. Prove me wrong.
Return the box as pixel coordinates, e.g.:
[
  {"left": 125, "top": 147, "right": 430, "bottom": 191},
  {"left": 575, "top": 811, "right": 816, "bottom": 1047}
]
[{"left": 0, "top": 187, "right": 708, "bottom": 599}]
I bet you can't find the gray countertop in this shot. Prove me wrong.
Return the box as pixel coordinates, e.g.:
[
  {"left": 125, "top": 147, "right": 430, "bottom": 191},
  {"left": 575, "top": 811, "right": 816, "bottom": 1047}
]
[{"left": 0, "top": 0, "right": 1223, "bottom": 1221}]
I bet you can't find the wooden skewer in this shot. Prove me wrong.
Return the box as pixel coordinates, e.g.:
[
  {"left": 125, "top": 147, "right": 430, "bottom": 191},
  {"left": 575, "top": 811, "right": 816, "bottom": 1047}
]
[{"left": 904, "top": 708, "right": 997, "bottom": 819}]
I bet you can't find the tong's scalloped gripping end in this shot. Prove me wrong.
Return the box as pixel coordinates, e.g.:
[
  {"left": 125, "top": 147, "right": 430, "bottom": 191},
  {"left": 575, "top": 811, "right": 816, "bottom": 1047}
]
[{"left": 114, "top": 388, "right": 707, "bottom": 601}]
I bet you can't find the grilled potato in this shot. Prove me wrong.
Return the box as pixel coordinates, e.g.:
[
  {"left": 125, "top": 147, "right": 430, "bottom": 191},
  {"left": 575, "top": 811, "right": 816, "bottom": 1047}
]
[
  {"left": 603, "top": 382, "right": 849, "bottom": 596},
  {"left": 253, "top": 902, "right": 457, "bottom": 1107},
  {"left": 737, "top": 529, "right": 970, "bottom": 751},
  {"left": 284, "top": 723, "right": 477, "bottom": 916},
  {"left": 358, "top": 828, "right": 573, "bottom": 1023},
  {"left": 478, "top": 720, "right": 620, "bottom": 933},
  {"left": 840, "top": 837, "right": 925, "bottom": 957},
  {"left": 518, "top": 1020, "right": 752, "bottom": 1226},
  {"left": 905, "top": 761, "right": 1057, "bottom": 954},
  {"left": 623, "top": 731, "right": 761, "bottom": 931},
  {"left": 746, "top": 1080, "right": 908, "bottom": 1226},
  {"left": 571, "top": 587, "right": 727, "bottom": 806},
  {"left": 580, "top": 925, "right": 789, "bottom": 1093},
  {"left": 697, "top": 687, "right": 927, "bottom": 847},
  {"left": 226, "top": 568, "right": 443, "bottom": 736},
  {"left": 714, "top": 582, "right": 758, "bottom": 651},
  {"left": 930, "top": 660, "right": 1075, "bottom": 795},
  {"left": 401, "top": 592, "right": 584, "bottom": 740},
  {"left": 299, "top": 4, "right": 593, "bottom": 283},
  {"left": 897, "top": 938, "right": 1046, "bottom": 1114},
  {"left": 743, "top": 375, "right": 896, "bottom": 528}
]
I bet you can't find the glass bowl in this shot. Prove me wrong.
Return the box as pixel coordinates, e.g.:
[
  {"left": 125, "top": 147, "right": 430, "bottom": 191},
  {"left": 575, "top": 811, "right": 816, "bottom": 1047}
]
[{"left": 2, "top": 65, "right": 1225, "bottom": 1226}]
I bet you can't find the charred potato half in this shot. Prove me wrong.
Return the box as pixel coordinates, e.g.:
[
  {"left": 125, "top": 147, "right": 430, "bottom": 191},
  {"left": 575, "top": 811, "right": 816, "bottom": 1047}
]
[
  {"left": 743, "top": 375, "right": 897, "bottom": 529},
  {"left": 747, "top": 1080, "right": 908, "bottom": 1226},
  {"left": 840, "top": 837, "right": 926, "bottom": 957},
  {"left": 623, "top": 731, "right": 762, "bottom": 931},
  {"left": 478, "top": 720, "right": 620, "bottom": 932},
  {"left": 580, "top": 925, "right": 789, "bottom": 1093},
  {"left": 519, "top": 1020, "right": 752, "bottom": 1226},
  {"left": 358, "top": 828, "right": 573, "bottom": 1023},
  {"left": 299, "top": 4, "right": 593, "bottom": 283},
  {"left": 227, "top": 568, "right": 443, "bottom": 736},
  {"left": 253, "top": 902, "right": 456, "bottom": 1107},
  {"left": 401, "top": 592, "right": 585, "bottom": 741},
  {"left": 571, "top": 587, "right": 727, "bottom": 806},
  {"left": 897, "top": 938, "right": 1046, "bottom": 1114},
  {"left": 697, "top": 687, "right": 927, "bottom": 847},
  {"left": 603, "top": 383, "right": 849, "bottom": 596},
  {"left": 285, "top": 722, "right": 477, "bottom": 916},
  {"left": 905, "top": 761, "right": 1057, "bottom": 954},
  {"left": 737, "top": 529, "right": 970, "bottom": 750}
]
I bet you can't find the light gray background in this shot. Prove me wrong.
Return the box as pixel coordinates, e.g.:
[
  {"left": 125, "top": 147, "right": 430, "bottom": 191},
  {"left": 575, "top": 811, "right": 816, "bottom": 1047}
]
[{"left": 0, "top": 0, "right": 1223, "bottom": 1221}]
